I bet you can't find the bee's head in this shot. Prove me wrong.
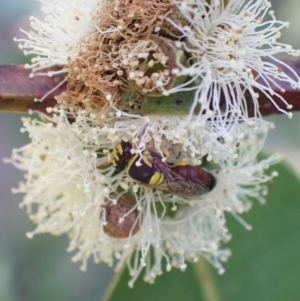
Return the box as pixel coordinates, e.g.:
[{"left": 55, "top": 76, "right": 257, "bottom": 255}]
[{"left": 113, "top": 141, "right": 133, "bottom": 171}]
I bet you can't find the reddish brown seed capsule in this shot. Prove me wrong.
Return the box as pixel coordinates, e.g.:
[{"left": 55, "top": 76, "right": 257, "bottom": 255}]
[{"left": 103, "top": 196, "right": 140, "bottom": 239}]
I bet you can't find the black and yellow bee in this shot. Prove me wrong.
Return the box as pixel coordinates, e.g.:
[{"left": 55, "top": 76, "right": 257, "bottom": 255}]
[{"left": 113, "top": 140, "right": 216, "bottom": 198}]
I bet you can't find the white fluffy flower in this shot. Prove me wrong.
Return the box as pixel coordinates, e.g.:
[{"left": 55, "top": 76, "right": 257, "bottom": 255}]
[
  {"left": 7, "top": 109, "right": 281, "bottom": 284},
  {"left": 15, "top": 0, "right": 101, "bottom": 75},
  {"left": 15, "top": 0, "right": 300, "bottom": 162},
  {"left": 78, "top": 0, "right": 300, "bottom": 163},
  {"left": 168, "top": 0, "right": 300, "bottom": 118}
]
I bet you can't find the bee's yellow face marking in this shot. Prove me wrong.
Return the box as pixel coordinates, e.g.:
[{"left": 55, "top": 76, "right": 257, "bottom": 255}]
[
  {"left": 112, "top": 143, "right": 124, "bottom": 166},
  {"left": 116, "top": 143, "right": 123, "bottom": 154}
]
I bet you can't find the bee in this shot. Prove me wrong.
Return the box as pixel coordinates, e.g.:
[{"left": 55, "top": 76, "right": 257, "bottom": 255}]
[{"left": 113, "top": 141, "right": 216, "bottom": 198}]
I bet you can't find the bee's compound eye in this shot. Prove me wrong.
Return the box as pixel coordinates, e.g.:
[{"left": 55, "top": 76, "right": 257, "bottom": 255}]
[{"left": 102, "top": 196, "right": 141, "bottom": 238}]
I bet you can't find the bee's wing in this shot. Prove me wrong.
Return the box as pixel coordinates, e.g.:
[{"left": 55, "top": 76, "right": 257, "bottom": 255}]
[{"left": 151, "top": 158, "right": 209, "bottom": 198}]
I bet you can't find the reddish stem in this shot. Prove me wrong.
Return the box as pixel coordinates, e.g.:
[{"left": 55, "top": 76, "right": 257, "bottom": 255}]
[
  {"left": 0, "top": 60, "right": 300, "bottom": 116},
  {"left": 250, "top": 57, "right": 300, "bottom": 116},
  {"left": 0, "top": 65, "right": 66, "bottom": 113}
]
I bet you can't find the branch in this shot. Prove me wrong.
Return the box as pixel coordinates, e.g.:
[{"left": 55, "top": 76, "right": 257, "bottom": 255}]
[
  {"left": 249, "top": 57, "right": 300, "bottom": 116},
  {"left": 0, "top": 59, "right": 300, "bottom": 116},
  {"left": 0, "top": 65, "right": 66, "bottom": 113},
  {"left": 193, "top": 258, "right": 222, "bottom": 301}
]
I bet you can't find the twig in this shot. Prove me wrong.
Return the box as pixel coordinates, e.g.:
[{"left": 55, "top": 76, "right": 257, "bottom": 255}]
[
  {"left": 101, "top": 265, "right": 126, "bottom": 301},
  {"left": 1, "top": 58, "right": 300, "bottom": 116},
  {"left": 0, "top": 65, "right": 66, "bottom": 113},
  {"left": 193, "top": 258, "right": 222, "bottom": 301}
]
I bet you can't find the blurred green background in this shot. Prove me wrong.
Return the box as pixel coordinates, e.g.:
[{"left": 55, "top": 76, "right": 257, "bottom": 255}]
[{"left": 0, "top": 1, "right": 300, "bottom": 301}]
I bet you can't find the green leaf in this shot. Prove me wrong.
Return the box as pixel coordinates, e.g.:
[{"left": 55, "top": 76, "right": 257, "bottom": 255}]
[{"left": 216, "top": 161, "right": 300, "bottom": 300}]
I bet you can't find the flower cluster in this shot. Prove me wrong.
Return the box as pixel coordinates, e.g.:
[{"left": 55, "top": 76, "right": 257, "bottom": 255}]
[
  {"left": 10, "top": 0, "right": 299, "bottom": 284},
  {"left": 7, "top": 109, "right": 281, "bottom": 284}
]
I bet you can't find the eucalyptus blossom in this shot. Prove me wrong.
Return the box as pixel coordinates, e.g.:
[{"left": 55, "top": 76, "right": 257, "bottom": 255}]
[
  {"left": 9, "top": 0, "right": 297, "bottom": 284},
  {"left": 7, "top": 109, "right": 280, "bottom": 284}
]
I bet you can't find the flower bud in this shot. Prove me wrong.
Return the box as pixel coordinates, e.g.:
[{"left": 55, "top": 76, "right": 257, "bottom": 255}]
[{"left": 103, "top": 196, "right": 140, "bottom": 238}]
